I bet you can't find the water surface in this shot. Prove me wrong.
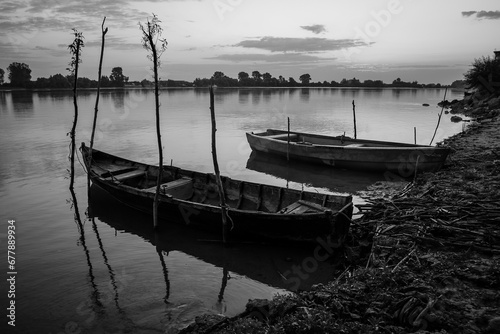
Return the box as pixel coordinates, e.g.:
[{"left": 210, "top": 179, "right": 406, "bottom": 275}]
[{"left": 0, "top": 87, "right": 464, "bottom": 333}]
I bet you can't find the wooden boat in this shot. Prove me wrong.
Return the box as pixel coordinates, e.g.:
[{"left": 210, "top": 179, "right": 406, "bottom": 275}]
[
  {"left": 246, "top": 129, "right": 451, "bottom": 174},
  {"left": 81, "top": 143, "right": 353, "bottom": 244}
]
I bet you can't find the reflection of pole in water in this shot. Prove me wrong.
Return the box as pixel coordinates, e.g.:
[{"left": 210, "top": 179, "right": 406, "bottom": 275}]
[
  {"left": 157, "top": 249, "right": 171, "bottom": 304},
  {"left": 217, "top": 267, "right": 230, "bottom": 305},
  {"left": 86, "top": 191, "right": 137, "bottom": 330},
  {"left": 69, "top": 187, "right": 103, "bottom": 311},
  {"left": 216, "top": 246, "right": 230, "bottom": 314},
  {"left": 91, "top": 217, "right": 124, "bottom": 313}
]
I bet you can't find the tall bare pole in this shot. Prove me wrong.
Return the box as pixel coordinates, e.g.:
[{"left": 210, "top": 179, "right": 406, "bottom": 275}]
[
  {"left": 209, "top": 85, "right": 229, "bottom": 243},
  {"left": 140, "top": 15, "right": 168, "bottom": 228},
  {"left": 287, "top": 117, "right": 290, "bottom": 161},
  {"left": 352, "top": 100, "right": 357, "bottom": 139},
  {"left": 90, "top": 17, "right": 108, "bottom": 154},
  {"left": 68, "top": 29, "right": 84, "bottom": 190}
]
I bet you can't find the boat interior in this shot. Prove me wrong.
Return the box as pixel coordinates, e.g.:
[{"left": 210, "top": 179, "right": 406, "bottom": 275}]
[{"left": 258, "top": 130, "right": 420, "bottom": 148}]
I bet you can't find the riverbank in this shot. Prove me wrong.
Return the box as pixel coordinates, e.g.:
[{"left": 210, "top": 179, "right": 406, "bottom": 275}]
[{"left": 180, "top": 92, "right": 500, "bottom": 333}]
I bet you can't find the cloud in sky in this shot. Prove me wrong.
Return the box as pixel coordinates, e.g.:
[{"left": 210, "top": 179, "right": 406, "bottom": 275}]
[
  {"left": 300, "top": 24, "right": 326, "bottom": 34},
  {"left": 233, "top": 36, "right": 368, "bottom": 53},
  {"left": 461, "top": 10, "right": 500, "bottom": 19},
  {"left": 207, "top": 53, "right": 336, "bottom": 63},
  {"left": 0, "top": 0, "right": 149, "bottom": 33}
]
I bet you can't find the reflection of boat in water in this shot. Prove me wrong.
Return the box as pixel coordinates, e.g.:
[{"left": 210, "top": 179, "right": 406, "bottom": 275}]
[
  {"left": 246, "top": 129, "right": 450, "bottom": 173},
  {"left": 246, "top": 151, "right": 386, "bottom": 194},
  {"left": 81, "top": 143, "right": 353, "bottom": 243},
  {"left": 88, "top": 185, "right": 342, "bottom": 291}
]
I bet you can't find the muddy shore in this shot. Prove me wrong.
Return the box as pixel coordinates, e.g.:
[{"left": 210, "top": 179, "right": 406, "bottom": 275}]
[{"left": 181, "top": 94, "right": 500, "bottom": 333}]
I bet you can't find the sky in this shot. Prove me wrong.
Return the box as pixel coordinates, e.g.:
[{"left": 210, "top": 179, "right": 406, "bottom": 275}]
[{"left": 0, "top": 0, "right": 499, "bottom": 85}]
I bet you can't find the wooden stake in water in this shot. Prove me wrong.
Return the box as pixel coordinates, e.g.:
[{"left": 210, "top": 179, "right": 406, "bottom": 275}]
[
  {"left": 68, "top": 29, "right": 84, "bottom": 191},
  {"left": 90, "top": 17, "right": 108, "bottom": 155},
  {"left": 287, "top": 117, "right": 290, "bottom": 161},
  {"left": 414, "top": 127, "right": 417, "bottom": 145},
  {"left": 352, "top": 100, "right": 357, "bottom": 139},
  {"left": 429, "top": 88, "right": 448, "bottom": 146},
  {"left": 139, "top": 15, "right": 168, "bottom": 229},
  {"left": 209, "top": 85, "right": 229, "bottom": 244}
]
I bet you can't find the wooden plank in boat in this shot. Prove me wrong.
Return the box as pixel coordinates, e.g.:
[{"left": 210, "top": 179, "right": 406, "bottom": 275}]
[
  {"left": 104, "top": 169, "right": 145, "bottom": 182},
  {"left": 280, "top": 200, "right": 327, "bottom": 214},
  {"left": 266, "top": 133, "right": 299, "bottom": 140},
  {"left": 145, "top": 177, "right": 193, "bottom": 200}
]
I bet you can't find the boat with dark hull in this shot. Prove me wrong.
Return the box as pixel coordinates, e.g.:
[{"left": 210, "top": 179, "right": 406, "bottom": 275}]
[
  {"left": 246, "top": 129, "right": 450, "bottom": 174},
  {"left": 81, "top": 143, "right": 353, "bottom": 244}
]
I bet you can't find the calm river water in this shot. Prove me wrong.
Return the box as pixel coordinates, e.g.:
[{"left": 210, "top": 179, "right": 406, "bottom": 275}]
[{"left": 0, "top": 87, "right": 464, "bottom": 333}]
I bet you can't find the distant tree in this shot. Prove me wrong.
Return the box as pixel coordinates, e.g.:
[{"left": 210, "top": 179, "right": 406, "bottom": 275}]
[
  {"left": 8, "top": 62, "right": 32, "bottom": 87},
  {"left": 392, "top": 78, "right": 402, "bottom": 86},
  {"left": 109, "top": 67, "right": 128, "bottom": 87},
  {"left": 238, "top": 71, "right": 249, "bottom": 81},
  {"left": 0, "top": 68, "right": 4, "bottom": 84},
  {"left": 288, "top": 77, "right": 298, "bottom": 86},
  {"left": 299, "top": 73, "right": 311, "bottom": 85},
  {"left": 77, "top": 77, "right": 93, "bottom": 88},
  {"left": 252, "top": 71, "right": 262, "bottom": 83},
  {"left": 450, "top": 80, "right": 465, "bottom": 89},
  {"left": 34, "top": 77, "right": 49, "bottom": 88},
  {"left": 237, "top": 71, "right": 253, "bottom": 86},
  {"left": 193, "top": 77, "right": 210, "bottom": 87},
  {"left": 100, "top": 75, "right": 111, "bottom": 87},
  {"left": 212, "top": 71, "right": 225, "bottom": 80},
  {"left": 262, "top": 72, "right": 273, "bottom": 86},
  {"left": 49, "top": 73, "right": 71, "bottom": 88},
  {"left": 464, "top": 55, "right": 500, "bottom": 90}
]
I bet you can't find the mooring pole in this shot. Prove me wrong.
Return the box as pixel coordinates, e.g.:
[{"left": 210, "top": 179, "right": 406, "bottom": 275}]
[
  {"left": 352, "top": 100, "right": 357, "bottom": 139},
  {"left": 287, "top": 117, "right": 290, "bottom": 161},
  {"left": 209, "top": 85, "right": 229, "bottom": 244},
  {"left": 414, "top": 127, "right": 417, "bottom": 144}
]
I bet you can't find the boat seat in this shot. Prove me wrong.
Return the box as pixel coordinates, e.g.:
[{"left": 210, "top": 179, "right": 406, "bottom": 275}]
[
  {"left": 104, "top": 169, "right": 146, "bottom": 182},
  {"left": 345, "top": 143, "right": 366, "bottom": 147},
  {"left": 279, "top": 200, "right": 326, "bottom": 214},
  {"left": 145, "top": 177, "right": 193, "bottom": 200}
]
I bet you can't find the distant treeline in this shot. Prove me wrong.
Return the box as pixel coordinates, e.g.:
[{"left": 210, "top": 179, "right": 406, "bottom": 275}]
[
  {"left": 0, "top": 62, "right": 465, "bottom": 89},
  {"left": 193, "top": 71, "right": 464, "bottom": 89}
]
